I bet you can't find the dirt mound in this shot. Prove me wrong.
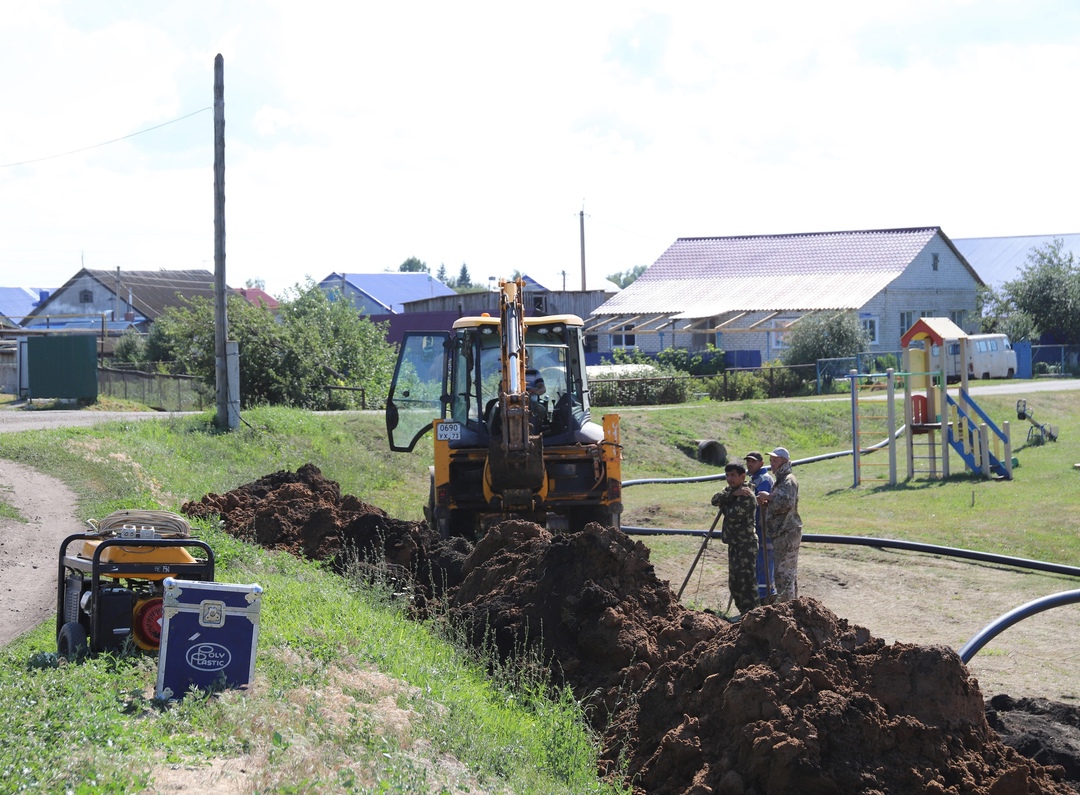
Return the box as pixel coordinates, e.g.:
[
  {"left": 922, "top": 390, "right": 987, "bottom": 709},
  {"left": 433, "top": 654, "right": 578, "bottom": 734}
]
[
  {"left": 181, "top": 464, "right": 466, "bottom": 599},
  {"left": 184, "top": 467, "right": 1079, "bottom": 794},
  {"left": 447, "top": 520, "right": 725, "bottom": 723}
]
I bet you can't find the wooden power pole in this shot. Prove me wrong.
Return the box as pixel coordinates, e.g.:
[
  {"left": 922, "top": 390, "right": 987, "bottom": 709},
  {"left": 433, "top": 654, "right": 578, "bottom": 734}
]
[{"left": 213, "top": 54, "right": 237, "bottom": 429}]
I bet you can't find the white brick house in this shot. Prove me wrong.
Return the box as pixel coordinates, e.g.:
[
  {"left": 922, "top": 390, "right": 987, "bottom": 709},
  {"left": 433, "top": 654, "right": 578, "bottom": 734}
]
[{"left": 588, "top": 227, "right": 982, "bottom": 363}]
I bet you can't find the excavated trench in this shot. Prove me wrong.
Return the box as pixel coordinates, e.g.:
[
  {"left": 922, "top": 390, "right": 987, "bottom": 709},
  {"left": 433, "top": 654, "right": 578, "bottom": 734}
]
[{"left": 182, "top": 464, "right": 1080, "bottom": 794}]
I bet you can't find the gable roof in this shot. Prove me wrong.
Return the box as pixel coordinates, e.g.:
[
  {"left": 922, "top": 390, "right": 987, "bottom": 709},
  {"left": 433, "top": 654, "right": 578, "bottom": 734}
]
[
  {"left": 952, "top": 233, "right": 1080, "bottom": 289},
  {"left": 24, "top": 269, "right": 218, "bottom": 322},
  {"left": 900, "top": 317, "right": 968, "bottom": 347},
  {"left": 325, "top": 272, "right": 457, "bottom": 314},
  {"left": 594, "top": 227, "right": 977, "bottom": 318},
  {"left": 233, "top": 287, "right": 279, "bottom": 309},
  {"left": 0, "top": 287, "right": 53, "bottom": 326}
]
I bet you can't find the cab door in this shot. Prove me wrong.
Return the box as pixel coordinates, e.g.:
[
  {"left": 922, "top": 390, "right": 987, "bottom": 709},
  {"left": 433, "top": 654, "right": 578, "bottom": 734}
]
[{"left": 386, "top": 332, "right": 450, "bottom": 452}]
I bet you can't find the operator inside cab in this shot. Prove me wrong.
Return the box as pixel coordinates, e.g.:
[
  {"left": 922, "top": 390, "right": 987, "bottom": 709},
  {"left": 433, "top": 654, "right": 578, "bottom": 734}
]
[{"left": 526, "top": 369, "right": 552, "bottom": 434}]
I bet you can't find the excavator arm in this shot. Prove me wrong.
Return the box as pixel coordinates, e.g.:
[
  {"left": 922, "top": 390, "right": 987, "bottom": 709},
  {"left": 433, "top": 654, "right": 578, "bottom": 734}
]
[{"left": 484, "top": 278, "right": 547, "bottom": 511}]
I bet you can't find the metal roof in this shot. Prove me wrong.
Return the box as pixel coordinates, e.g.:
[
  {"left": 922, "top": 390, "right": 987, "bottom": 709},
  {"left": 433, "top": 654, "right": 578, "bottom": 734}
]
[
  {"left": 325, "top": 273, "right": 457, "bottom": 314},
  {"left": 23, "top": 269, "right": 218, "bottom": 322},
  {"left": 0, "top": 287, "right": 53, "bottom": 326},
  {"left": 952, "top": 233, "right": 1080, "bottom": 289},
  {"left": 595, "top": 227, "right": 959, "bottom": 315}
]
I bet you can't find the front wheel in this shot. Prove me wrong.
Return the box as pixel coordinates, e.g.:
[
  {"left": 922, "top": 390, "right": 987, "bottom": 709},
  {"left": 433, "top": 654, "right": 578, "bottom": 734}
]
[{"left": 57, "top": 621, "right": 89, "bottom": 662}]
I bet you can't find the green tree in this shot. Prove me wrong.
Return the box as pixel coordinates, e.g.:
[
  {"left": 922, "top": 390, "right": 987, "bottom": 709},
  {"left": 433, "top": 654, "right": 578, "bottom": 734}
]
[
  {"left": 976, "top": 285, "right": 1037, "bottom": 341},
  {"left": 147, "top": 281, "right": 396, "bottom": 409},
  {"left": 781, "top": 311, "right": 868, "bottom": 366},
  {"left": 456, "top": 262, "right": 473, "bottom": 290},
  {"left": 1000, "top": 239, "right": 1080, "bottom": 344},
  {"left": 399, "top": 257, "right": 429, "bottom": 273},
  {"left": 245, "top": 277, "right": 266, "bottom": 290},
  {"left": 436, "top": 263, "right": 449, "bottom": 284},
  {"left": 607, "top": 264, "right": 648, "bottom": 288},
  {"left": 112, "top": 328, "right": 146, "bottom": 364}
]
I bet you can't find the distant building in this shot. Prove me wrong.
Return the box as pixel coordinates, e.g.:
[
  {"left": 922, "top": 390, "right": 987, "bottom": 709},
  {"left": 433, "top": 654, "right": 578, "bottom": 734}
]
[
  {"left": 952, "top": 233, "right": 1080, "bottom": 290},
  {"left": 590, "top": 227, "right": 982, "bottom": 363},
  {"left": 233, "top": 287, "right": 279, "bottom": 311},
  {"left": 0, "top": 287, "right": 54, "bottom": 328},
  {"left": 22, "top": 269, "right": 219, "bottom": 332},
  {"left": 318, "top": 272, "right": 457, "bottom": 315}
]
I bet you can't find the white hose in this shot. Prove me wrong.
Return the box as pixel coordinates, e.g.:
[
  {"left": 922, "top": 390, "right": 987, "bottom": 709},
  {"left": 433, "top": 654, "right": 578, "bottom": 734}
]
[{"left": 88, "top": 509, "right": 192, "bottom": 538}]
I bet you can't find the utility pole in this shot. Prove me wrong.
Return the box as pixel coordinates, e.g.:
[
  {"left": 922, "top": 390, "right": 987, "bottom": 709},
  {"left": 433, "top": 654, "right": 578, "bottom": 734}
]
[
  {"left": 213, "top": 54, "right": 237, "bottom": 429},
  {"left": 579, "top": 209, "right": 586, "bottom": 291}
]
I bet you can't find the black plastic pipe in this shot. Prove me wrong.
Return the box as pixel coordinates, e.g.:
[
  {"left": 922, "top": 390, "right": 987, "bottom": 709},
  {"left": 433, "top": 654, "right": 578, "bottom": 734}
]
[
  {"left": 622, "top": 429, "right": 903, "bottom": 488},
  {"left": 958, "top": 590, "right": 1080, "bottom": 662},
  {"left": 621, "top": 527, "right": 1080, "bottom": 579}
]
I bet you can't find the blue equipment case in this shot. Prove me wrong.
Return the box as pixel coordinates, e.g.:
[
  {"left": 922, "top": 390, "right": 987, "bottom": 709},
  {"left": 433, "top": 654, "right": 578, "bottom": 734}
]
[{"left": 156, "top": 577, "right": 263, "bottom": 700}]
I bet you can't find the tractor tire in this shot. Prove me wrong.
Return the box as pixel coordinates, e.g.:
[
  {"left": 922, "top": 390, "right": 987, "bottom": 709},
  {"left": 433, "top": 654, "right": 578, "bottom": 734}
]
[
  {"left": 57, "top": 621, "right": 89, "bottom": 662},
  {"left": 568, "top": 506, "right": 618, "bottom": 533}
]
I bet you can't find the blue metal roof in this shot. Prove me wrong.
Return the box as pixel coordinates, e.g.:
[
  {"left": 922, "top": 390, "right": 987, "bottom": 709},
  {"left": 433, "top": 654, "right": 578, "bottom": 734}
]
[
  {"left": 0, "top": 287, "right": 53, "bottom": 325},
  {"left": 320, "top": 273, "right": 457, "bottom": 314},
  {"left": 952, "top": 234, "right": 1080, "bottom": 289}
]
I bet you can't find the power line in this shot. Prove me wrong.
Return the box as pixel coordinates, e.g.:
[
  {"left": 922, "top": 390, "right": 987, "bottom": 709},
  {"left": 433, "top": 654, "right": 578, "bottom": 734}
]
[{"left": 0, "top": 107, "right": 212, "bottom": 169}]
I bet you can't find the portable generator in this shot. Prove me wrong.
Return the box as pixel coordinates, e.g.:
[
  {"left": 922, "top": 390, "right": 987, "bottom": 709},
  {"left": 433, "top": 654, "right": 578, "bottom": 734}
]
[{"left": 55, "top": 510, "right": 215, "bottom": 660}]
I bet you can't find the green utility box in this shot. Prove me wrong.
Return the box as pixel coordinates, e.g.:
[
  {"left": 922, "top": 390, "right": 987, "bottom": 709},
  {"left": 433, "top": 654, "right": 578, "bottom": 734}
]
[{"left": 27, "top": 335, "right": 98, "bottom": 400}]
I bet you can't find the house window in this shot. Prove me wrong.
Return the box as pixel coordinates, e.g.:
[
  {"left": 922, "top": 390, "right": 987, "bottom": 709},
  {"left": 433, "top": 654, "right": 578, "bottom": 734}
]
[
  {"left": 950, "top": 310, "right": 965, "bottom": 328},
  {"left": 79, "top": 290, "right": 93, "bottom": 304},
  {"left": 770, "top": 317, "right": 798, "bottom": 350},
  {"left": 611, "top": 324, "right": 636, "bottom": 349},
  {"left": 931, "top": 253, "right": 940, "bottom": 271},
  {"left": 860, "top": 316, "right": 880, "bottom": 345},
  {"left": 900, "top": 311, "right": 914, "bottom": 332}
]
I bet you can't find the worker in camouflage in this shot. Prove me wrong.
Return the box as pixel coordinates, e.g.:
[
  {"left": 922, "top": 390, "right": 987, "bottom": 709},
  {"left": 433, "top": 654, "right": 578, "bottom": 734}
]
[
  {"left": 758, "top": 447, "right": 802, "bottom": 601},
  {"left": 711, "top": 461, "right": 760, "bottom": 616}
]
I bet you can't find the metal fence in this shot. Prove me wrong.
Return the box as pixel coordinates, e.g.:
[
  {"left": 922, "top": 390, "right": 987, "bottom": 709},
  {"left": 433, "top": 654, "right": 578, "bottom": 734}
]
[
  {"left": 98, "top": 367, "right": 208, "bottom": 412},
  {"left": 1031, "top": 345, "right": 1080, "bottom": 377},
  {"left": 589, "top": 362, "right": 819, "bottom": 407},
  {"left": 816, "top": 351, "right": 903, "bottom": 394}
]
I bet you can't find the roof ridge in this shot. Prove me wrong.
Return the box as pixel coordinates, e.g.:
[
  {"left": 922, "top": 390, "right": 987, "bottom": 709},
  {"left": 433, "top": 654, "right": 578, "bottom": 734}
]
[{"left": 676, "top": 226, "right": 940, "bottom": 243}]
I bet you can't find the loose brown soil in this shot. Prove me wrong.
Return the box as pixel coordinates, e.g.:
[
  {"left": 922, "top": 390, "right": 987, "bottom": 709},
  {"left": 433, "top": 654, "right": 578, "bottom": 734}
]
[{"left": 181, "top": 464, "right": 1080, "bottom": 794}]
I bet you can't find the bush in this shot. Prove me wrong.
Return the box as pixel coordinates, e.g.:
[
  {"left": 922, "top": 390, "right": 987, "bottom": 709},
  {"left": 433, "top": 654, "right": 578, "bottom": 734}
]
[
  {"left": 702, "top": 363, "right": 814, "bottom": 401},
  {"left": 589, "top": 375, "right": 691, "bottom": 407}
]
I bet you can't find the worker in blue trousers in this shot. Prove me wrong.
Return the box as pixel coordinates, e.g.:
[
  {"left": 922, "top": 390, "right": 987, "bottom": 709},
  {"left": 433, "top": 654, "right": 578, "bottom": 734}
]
[{"left": 744, "top": 451, "right": 775, "bottom": 602}]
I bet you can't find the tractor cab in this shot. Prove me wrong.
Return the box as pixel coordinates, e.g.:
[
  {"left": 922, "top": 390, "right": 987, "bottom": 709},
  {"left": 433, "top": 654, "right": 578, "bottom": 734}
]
[{"left": 386, "top": 315, "right": 599, "bottom": 453}]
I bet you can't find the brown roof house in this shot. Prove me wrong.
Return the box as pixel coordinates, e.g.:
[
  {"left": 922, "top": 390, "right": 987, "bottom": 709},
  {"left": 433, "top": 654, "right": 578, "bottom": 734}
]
[
  {"left": 22, "top": 268, "right": 220, "bottom": 332},
  {"left": 588, "top": 227, "right": 983, "bottom": 364}
]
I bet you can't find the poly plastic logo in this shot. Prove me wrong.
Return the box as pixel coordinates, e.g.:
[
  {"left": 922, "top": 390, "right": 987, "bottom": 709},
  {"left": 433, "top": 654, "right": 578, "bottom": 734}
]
[{"left": 185, "top": 642, "right": 232, "bottom": 671}]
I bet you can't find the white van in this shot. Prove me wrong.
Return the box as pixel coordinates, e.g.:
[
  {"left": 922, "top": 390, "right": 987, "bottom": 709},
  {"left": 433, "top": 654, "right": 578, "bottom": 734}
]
[{"left": 930, "top": 334, "right": 1017, "bottom": 381}]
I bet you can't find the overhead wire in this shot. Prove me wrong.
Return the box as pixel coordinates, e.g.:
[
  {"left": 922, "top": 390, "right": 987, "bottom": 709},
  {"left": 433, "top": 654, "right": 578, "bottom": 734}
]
[{"left": 0, "top": 107, "right": 212, "bottom": 170}]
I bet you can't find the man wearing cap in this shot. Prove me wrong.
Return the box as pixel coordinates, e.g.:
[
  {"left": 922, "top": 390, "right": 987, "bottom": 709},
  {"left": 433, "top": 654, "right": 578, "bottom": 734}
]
[
  {"left": 745, "top": 451, "right": 775, "bottom": 602},
  {"left": 526, "top": 370, "right": 552, "bottom": 433},
  {"left": 756, "top": 447, "right": 802, "bottom": 601}
]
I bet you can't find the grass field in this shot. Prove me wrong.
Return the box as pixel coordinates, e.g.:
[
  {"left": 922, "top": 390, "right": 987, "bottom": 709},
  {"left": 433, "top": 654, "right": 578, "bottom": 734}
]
[{"left": 0, "top": 386, "right": 1076, "bottom": 793}]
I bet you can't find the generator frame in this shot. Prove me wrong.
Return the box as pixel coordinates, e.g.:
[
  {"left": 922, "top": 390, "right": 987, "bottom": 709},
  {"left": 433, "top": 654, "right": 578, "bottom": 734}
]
[{"left": 55, "top": 533, "right": 215, "bottom": 658}]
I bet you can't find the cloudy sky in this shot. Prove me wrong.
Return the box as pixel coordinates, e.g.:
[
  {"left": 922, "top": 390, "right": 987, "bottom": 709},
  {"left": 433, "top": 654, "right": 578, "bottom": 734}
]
[{"left": 3, "top": 1, "right": 1079, "bottom": 298}]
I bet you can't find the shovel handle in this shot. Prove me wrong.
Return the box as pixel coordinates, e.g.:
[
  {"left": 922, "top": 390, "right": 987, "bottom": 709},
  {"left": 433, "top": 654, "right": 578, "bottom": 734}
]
[{"left": 677, "top": 508, "right": 723, "bottom": 600}]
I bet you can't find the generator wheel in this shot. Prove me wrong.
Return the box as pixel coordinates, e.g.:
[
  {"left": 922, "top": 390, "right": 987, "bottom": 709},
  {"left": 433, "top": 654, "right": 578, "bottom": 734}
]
[{"left": 57, "top": 621, "right": 89, "bottom": 662}]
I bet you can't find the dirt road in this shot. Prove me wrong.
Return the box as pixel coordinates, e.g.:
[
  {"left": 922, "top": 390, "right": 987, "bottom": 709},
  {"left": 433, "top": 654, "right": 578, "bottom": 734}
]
[
  {"left": 0, "top": 459, "right": 84, "bottom": 647},
  {"left": 0, "top": 407, "right": 185, "bottom": 647}
]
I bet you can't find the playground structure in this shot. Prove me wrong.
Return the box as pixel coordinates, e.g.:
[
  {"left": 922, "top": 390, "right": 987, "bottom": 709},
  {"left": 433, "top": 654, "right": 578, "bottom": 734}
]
[{"left": 847, "top": 318, "right": 1014, "bottom": 486}]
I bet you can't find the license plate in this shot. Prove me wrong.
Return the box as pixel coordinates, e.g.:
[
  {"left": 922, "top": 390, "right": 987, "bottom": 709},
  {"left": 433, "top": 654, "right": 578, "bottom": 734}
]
[{"left": 436, "top": 422, "right": 461, "bottom": 441}]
